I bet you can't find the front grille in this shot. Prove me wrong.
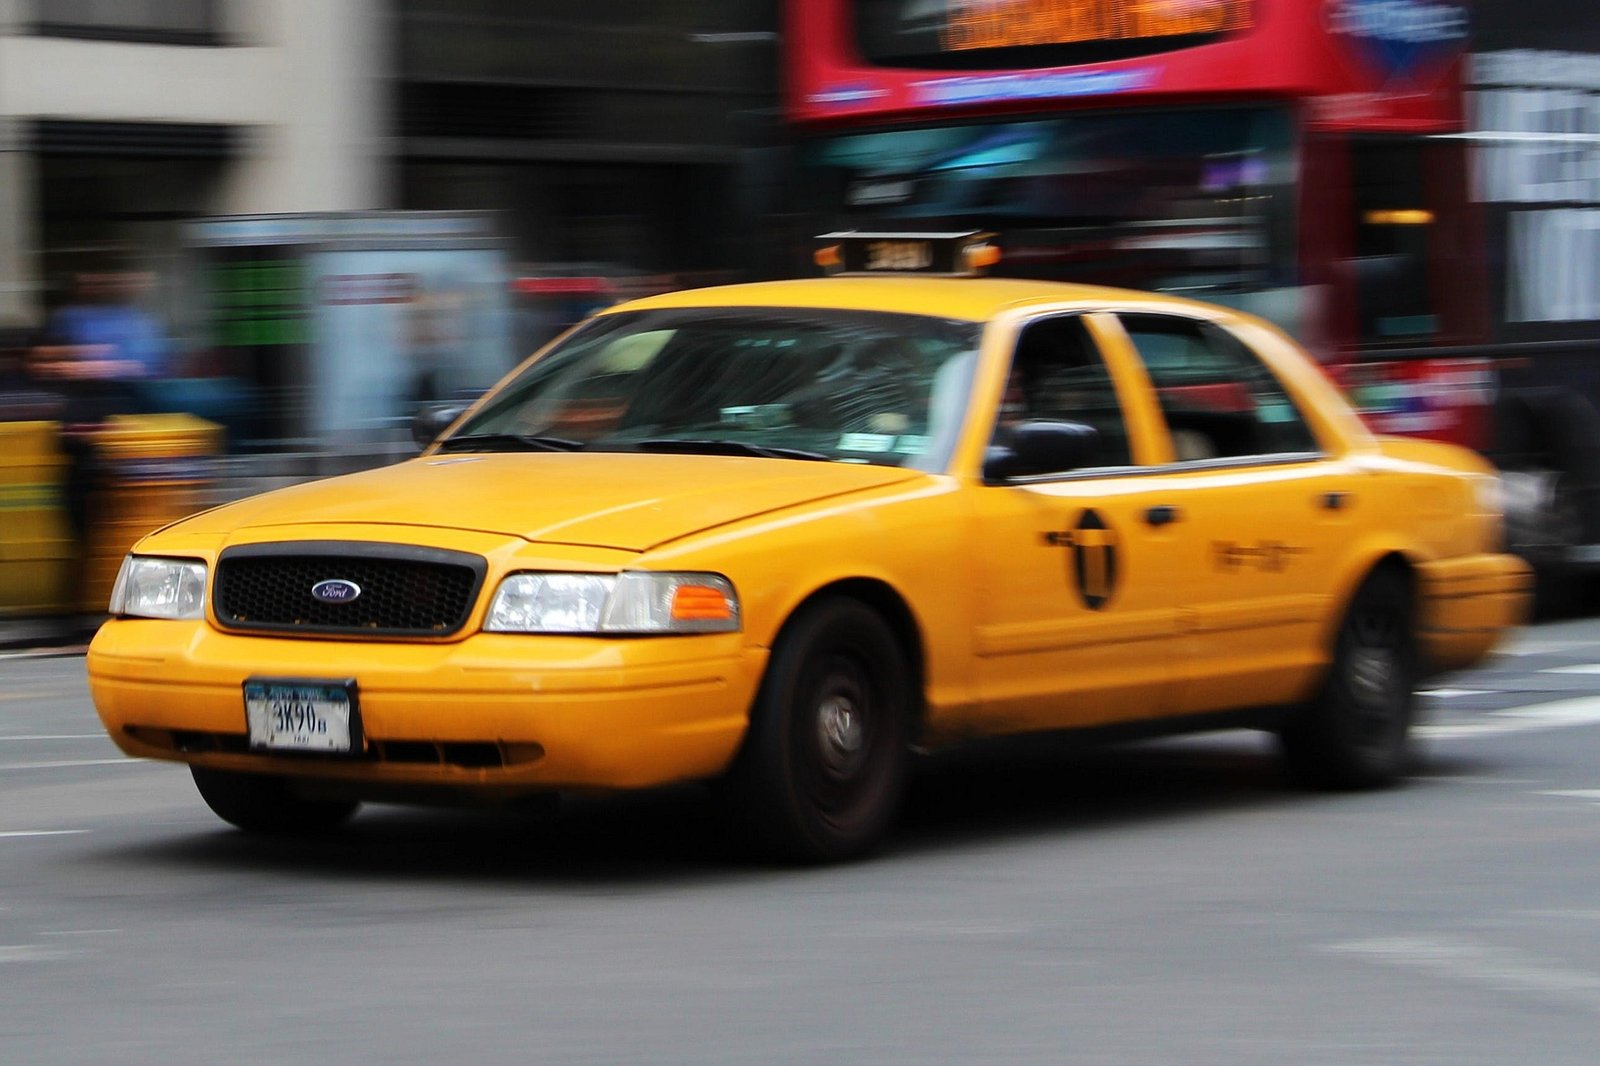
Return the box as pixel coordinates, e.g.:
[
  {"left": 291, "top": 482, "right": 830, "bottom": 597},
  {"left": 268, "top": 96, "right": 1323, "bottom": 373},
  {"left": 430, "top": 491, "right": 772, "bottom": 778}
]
[{"left": 213, "top": 542, "right": 486, "bottom": 637}]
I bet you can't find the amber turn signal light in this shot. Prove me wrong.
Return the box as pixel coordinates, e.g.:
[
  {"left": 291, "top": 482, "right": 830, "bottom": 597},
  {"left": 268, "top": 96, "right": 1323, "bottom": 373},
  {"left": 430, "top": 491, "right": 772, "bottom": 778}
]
[{"left": 671, "top": 584, "right": 734, "bottom": 622}]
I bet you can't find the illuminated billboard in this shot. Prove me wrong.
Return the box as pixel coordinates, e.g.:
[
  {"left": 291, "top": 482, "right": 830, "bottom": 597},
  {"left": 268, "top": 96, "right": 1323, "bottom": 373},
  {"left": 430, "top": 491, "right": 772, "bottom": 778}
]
[
  {"left": 858, "top": 0, "right": 1254, "bottom": 67},
  {"left": 792, "top": 0, "right": 1467, "bottom": 132}
]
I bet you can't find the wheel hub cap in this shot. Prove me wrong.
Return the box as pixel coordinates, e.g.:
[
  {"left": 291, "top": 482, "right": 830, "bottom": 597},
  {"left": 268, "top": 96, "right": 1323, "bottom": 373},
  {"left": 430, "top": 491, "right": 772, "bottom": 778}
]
[
  {"left": 818, "top": 694, "right": 864, "bottom": 772},
  {"left": 1350, "top": 644, "right": 1396, "bottom": 708}
]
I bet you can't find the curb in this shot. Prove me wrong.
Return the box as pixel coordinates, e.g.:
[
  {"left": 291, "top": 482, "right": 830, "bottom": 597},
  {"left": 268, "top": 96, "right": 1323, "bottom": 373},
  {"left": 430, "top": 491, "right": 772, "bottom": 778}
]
[{"left": 0, "top": 617, "right": 101, "bottom": 655}]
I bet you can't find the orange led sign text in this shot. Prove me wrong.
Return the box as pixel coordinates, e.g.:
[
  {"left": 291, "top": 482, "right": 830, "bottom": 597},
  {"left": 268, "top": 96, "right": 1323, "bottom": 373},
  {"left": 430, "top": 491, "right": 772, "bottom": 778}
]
[{"left": 941, "top": 0, "right": 1253, "bottom": 52}]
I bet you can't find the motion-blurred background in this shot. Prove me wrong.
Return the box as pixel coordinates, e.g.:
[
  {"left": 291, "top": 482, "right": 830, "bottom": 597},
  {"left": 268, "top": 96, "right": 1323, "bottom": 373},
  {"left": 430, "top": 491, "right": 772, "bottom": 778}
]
[
  {"left": 0, "top": 0, "right": 786, "bottom": 446},
  {"left": 4, "top": 0, "right": 1599, "bottom": 631},
  {"left": 0, "top": 1, "right": 789, "bottom": 631}
]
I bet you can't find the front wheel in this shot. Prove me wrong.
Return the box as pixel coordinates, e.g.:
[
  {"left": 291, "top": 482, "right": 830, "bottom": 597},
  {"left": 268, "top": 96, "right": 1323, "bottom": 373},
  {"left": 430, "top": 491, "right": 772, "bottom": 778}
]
[
  {"left": 723, "top": 597, "right": 912, "bottom": 863},
  {"left": 1278, "top": 569, "right": 1417, "bottom": 790},
  {"left": 190, "top": 766, "right": 360, "bottom": 835}
]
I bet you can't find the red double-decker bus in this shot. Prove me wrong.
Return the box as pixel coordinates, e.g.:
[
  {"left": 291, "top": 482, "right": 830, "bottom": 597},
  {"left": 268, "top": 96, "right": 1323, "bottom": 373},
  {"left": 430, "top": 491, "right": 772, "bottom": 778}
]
[{"left": 785, "top": 0, "right": 1600, "bottom": 608}]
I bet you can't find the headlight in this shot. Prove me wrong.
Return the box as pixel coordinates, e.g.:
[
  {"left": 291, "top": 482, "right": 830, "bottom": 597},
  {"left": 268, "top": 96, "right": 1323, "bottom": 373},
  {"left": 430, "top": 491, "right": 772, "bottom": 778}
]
[
  {"left": 484, "top": 571, "right": 739, "bottom": 634},
  {"left": 108, "top": 555, "right": 208, "bottom": 620}
]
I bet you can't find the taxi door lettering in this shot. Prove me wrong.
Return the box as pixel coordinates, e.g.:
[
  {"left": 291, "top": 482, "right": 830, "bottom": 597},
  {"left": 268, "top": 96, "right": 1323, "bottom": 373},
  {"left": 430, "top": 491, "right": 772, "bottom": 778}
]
[{"left": 1212, "top": 540, "right": 1309, "bottom": 573}]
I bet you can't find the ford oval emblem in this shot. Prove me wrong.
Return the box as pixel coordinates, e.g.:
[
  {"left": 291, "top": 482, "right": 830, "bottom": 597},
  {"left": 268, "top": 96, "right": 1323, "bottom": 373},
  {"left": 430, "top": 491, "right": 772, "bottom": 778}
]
[{"left": 311, "top": 579, "right": 362, "bottom": 604}]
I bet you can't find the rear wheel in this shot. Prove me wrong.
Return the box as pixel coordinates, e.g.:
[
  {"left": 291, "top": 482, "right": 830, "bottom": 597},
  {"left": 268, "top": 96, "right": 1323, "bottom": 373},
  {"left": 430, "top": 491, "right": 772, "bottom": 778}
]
[
  {"left": 724, "top": 597, "right": 911, "bottom": 863},
  {"left": 190, "top": 766, "right": 360, "bottom": 835},
  {"left": 1279, "top": 569, "right": 1416, "bottom": 790}
]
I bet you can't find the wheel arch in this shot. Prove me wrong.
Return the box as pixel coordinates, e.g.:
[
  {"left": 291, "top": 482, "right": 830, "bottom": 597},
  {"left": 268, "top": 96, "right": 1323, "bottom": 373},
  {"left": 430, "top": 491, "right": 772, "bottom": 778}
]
[
  {"left": 765, "top": 577, "right": 929, "bottom": 736},
  {"left": 1281, "top": 548, "right": 1421, "bottom": 790},
  {"left": 1323, "top": 548, "right": 1418, "bottom": 655}
]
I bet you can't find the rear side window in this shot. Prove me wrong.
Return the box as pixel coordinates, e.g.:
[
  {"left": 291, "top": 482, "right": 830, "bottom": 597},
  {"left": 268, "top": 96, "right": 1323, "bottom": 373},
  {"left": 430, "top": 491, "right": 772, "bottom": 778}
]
[{"left": 1119, "top": 314, "right": 1317, "bottom": 461}]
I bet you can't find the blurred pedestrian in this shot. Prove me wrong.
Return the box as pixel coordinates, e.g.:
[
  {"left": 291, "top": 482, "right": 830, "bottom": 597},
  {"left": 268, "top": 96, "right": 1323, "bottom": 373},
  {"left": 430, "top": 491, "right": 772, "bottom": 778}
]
[{"left": 47, "top": 266, "right": 173, "bottom": 387}]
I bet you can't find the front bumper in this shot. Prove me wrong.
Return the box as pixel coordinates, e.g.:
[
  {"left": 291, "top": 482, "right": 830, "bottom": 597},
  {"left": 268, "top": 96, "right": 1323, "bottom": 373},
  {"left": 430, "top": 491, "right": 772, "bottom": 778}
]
[
  {"left": 88, "top": 620, "right": 765, "bottom": 795},
  {"left": 1416, "top": 552, "right": 1533, "bottom": 675}
]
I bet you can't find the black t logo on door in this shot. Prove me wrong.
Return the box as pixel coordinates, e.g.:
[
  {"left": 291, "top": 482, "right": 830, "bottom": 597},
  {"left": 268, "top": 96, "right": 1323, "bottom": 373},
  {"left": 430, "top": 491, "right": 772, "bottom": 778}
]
[{"left": 1046, "top": 508, "right": 1119, "bottom": 610}]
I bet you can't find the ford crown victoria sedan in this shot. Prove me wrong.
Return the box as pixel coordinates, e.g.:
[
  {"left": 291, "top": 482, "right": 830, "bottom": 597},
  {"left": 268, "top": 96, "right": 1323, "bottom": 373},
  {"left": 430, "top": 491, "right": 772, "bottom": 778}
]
[{"left": 88, "top": 237, "right": 1530, "bottom": 861}]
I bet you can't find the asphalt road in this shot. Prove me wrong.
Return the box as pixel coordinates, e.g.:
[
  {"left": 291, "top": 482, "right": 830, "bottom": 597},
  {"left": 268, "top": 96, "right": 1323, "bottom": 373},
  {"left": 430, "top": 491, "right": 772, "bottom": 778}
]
[{"left": 6, "top": 622, "right": 1600, "bottom": 1065}]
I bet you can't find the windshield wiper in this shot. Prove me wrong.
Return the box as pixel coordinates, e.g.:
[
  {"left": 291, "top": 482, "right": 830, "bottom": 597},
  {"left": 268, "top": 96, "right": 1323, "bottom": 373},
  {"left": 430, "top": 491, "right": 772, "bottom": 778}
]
[
  {"left": 630, "top": 438, "right": 832, "bottom": 462},
  {"left": 434, "top": 433, "right": 584, "bottom": 453}
]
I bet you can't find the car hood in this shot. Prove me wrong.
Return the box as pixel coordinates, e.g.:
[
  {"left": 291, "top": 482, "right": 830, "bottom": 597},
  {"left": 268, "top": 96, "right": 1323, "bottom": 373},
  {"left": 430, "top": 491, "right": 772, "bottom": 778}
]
[{"left": 178, "top": 453, "right": 923, "bottom": 551}]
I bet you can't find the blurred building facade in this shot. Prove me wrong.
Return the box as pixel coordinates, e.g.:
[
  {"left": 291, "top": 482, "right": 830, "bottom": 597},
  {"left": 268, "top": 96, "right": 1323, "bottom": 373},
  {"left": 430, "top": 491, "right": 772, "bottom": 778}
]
[
  {"left": 392, "top": 0, "right": 783, "bottom": 279},
  {"left": 0, "top": 0, "right": 387, "bottom": 329},
  {"left": 0, "top": 0, "right": 783, "bottom": 335}
]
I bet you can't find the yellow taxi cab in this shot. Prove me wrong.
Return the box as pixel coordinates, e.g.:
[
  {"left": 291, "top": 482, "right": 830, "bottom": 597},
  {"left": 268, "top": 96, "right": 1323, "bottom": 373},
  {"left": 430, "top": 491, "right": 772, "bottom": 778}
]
[{"left": 87, "top": 232, "right": 1530, "bottom": 861}]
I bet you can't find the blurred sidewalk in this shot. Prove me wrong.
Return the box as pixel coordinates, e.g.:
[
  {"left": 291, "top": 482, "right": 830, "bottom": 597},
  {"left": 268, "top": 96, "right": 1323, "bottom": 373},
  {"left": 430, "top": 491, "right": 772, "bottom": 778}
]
[{"left": 0, "top": 616, "right": 93, "bottom": 653}]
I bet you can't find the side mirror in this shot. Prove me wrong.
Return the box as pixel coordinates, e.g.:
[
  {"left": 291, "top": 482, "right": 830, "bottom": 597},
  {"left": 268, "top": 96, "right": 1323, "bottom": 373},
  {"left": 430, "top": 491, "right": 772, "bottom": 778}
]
[
  {"left": 411, "top": 402, "right": 468, "bottom": 450},
  {"left": 983, "top": 419, "right": 1102, "bottom": 483}
]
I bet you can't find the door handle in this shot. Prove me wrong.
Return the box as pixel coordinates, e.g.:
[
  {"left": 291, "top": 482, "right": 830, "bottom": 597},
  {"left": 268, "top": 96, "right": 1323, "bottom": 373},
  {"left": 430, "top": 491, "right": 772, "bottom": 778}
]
[
  {"left": 1143, "top": 504, "right": 1180, "bottom": 527},
  {"left": 1320, "top": 491, "right": 1350, "bottom": 512}
]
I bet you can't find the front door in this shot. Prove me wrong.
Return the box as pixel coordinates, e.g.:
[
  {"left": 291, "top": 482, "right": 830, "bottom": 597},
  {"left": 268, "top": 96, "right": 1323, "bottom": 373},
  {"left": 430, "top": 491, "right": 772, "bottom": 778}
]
[{"left": 970, "top": 313, "right": 1185, "bottom": 734}]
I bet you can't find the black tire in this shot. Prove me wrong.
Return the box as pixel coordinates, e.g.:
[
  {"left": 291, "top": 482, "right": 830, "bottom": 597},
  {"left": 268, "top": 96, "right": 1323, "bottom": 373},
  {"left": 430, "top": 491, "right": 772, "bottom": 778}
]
[
  {"left": 723, "top": 597, "right": 912, "bottom": 863},
  {"left": 1279, "top": 569, "right": 1417, "bottom": 790},
  {"left": 190, "top": 766, "right": 359, "bottom": 835},
  {"left": 1496, "top": 387, "right": 1600, "bottom": 618},
  {"left": 1528, "top": 471, "right": 1592, "bottom": 620}
]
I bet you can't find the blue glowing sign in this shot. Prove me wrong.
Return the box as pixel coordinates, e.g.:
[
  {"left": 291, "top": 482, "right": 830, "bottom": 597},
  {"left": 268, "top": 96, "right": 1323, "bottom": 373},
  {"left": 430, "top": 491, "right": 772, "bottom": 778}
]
[
  {"left": 1327, "top": 0, "right": 1468, "bottom": 81},
  {"left": 808, "top": 84, "right": 890, "bottom": 109},
  {"left": 912, "top": 67, "right": 1158, "bottom": 108}
]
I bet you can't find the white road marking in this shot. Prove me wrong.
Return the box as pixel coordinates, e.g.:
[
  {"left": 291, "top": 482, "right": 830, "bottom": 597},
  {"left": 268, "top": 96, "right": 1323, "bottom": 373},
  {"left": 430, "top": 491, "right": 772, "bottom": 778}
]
[
  {"left": 1412, "top": 775, "right": 1540, "bottom": 786},
  {"left": 1417, "top": 696, "right": 1600, "bottom": 739},
  {"left": 1538, "top": 790, "right": 1600, "bottom": 804},
  {"left": 1540, "top": 664, "right": 1600, "bottom": 675},
  {"left": 0, "top": 734, "right": 108, "bottom": 742},
  {"left": 1521, "top": 909, "right": 1600, "bottom": 923},
  {"left": 1419, "top": 688, "right": 1491, "bottom": 698},
  {"left": 0, "top": 830, "right": 87, "bottom": 839},
  {"left": 1324, "top": 935, "right": 1600, "bottom": 1013},
  {"left": 0, "top": 759, "right": 151, "bottom": 771},
  {"left": 0, "top": 945, "right": 72, "bottom": 963},
  {"left": 1498, "top": 637, "right": 1600, "bottom": 656}
]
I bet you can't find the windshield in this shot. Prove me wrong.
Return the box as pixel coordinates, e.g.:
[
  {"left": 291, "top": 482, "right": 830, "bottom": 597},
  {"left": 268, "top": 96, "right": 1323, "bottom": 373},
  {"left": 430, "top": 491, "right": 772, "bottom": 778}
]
[{"left": 450, "top": 308, "right": 983, "bottom": 472}]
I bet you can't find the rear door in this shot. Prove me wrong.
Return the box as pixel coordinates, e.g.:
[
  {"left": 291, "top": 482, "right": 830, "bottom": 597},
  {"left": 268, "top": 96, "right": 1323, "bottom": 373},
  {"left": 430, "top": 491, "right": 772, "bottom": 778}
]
[{"left": 1103, "top": 312, "right": 1361, "bottom": 714}]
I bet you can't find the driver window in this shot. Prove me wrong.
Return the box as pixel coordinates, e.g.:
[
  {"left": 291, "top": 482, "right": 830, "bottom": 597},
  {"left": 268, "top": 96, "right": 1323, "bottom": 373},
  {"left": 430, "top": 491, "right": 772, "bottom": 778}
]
[{"left": 995, "top": 315, "right": 1131, "bottom": 468}]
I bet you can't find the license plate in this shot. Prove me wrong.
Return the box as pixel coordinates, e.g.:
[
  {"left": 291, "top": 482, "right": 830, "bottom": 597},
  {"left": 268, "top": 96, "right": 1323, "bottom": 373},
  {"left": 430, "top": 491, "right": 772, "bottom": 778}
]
[{"left": 244, "top": 679, "right": 357, "bottom": 754}]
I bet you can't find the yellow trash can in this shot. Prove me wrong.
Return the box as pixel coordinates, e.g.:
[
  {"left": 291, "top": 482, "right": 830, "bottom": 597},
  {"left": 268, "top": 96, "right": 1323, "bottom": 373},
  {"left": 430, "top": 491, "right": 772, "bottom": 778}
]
[
  {"left": 0, "top": 421, "right": 74, "bottom": 617},
  {"left": 83, "top": 414, "right": 223, "bottom": 612}
]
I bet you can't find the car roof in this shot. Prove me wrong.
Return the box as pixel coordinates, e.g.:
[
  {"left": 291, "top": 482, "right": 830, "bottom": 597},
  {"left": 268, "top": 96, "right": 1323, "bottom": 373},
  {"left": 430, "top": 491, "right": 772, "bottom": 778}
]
[{"left": 603, "top": 276, "right": 1221, "bottom": 324}]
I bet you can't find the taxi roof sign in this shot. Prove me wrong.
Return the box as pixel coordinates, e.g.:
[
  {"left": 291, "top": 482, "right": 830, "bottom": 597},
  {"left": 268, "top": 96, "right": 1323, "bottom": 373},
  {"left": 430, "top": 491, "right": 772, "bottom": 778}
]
[{"left": 815, "top": 231, "right": 1000, "bottom": 277}]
